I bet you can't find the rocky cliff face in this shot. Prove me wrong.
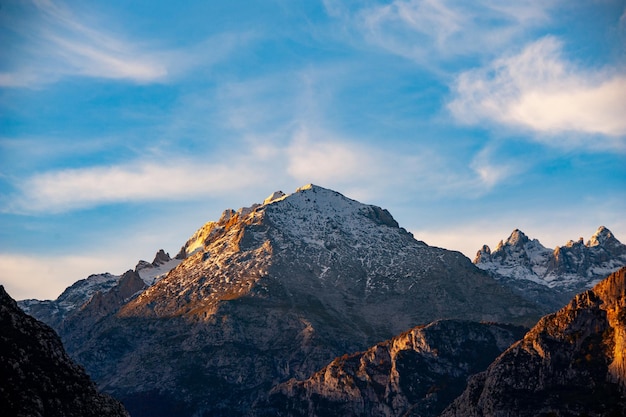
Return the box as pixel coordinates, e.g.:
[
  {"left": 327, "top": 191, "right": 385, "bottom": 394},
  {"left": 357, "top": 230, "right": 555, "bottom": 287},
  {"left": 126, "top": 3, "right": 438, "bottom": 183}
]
[
  {"left": 0, "top": 285, "right": 129, "bottom": 417},
  {"left": 440, "top": 267, "right": 626, "bottom": 417},
  {"left": 474, "top": 226, "right": 626, "bottom": 311},
  {"left": 31, "top": 185, "right": 542, "bottom": 417},
  {"left": 262, "top": 320, "right": 526, "bottom": 417}
]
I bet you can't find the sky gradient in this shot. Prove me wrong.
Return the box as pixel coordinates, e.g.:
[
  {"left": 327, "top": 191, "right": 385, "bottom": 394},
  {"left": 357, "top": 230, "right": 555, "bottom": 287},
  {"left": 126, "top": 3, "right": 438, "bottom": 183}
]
[{"left": 1, "top": 0, "right": 625, "bottom": 300}]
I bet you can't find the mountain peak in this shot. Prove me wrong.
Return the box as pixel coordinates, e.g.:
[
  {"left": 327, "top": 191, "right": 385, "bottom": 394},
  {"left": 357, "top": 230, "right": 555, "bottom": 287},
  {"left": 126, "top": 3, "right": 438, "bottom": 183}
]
[
  {"left": 151, "top": 249, "right": 171, "bottom": 266},
  {"left": 588, "top": 225, "right": 618, "bottom": 247},
  {"left": 474, "top": 226, "right": 626, "bottom": 309},
  {"left": 505, "top": 229, "right": 529, "bottom": 246}
]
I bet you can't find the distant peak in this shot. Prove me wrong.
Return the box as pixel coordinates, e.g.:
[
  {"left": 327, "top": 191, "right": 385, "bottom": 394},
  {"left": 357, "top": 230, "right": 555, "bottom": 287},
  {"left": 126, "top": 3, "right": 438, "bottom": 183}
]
[
  {"left": 152, "top": 249, "right": 171, "bottom": 266},
  {"left": 506, "top": 229, "right": 529, "bottom": 246},
  {"left": 587, "top": 226, "right": 617, "bottom": 247},
  {"left": 473, "top": 245, "right": 491, "bottom": 264}
]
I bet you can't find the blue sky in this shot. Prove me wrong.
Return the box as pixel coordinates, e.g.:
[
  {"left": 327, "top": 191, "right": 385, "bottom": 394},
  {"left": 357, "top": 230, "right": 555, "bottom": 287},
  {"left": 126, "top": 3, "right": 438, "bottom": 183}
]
[{"left": 1, "top": 0, "right": 625, "bottom": 300}]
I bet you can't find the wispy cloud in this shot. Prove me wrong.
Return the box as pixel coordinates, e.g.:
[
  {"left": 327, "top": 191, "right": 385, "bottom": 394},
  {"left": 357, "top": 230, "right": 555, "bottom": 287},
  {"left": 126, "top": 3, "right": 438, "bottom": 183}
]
[
  {"left": 6, "top": 156, "right": 273, "bottom": 213},
  {"left": 286, "top": 127, "right": 375, "bottom": 183},
  {"left": 0, "top": 0, "right": 167, "bottom": 86},
  {"left": 5, "top": 126, "right": 509, "bottom": 214},
  {"left": 469, "top": 146, "right": 525, "bottom": 189},
  {"left": 0, "top": 0, "right": 252, "bottom": 87},
  {"left": 337, "top": 0, "right": 557, "bottom": 65},
  {"left": 448, "top": 36, "right": 626, "bottom": 144}
]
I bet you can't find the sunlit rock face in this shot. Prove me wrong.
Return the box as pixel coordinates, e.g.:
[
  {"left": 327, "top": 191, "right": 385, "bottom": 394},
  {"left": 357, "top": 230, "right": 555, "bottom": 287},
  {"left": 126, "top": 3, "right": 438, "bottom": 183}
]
[
  {"left": 261, "top": 320, "right": 526, "bottom": 417},
  {"left": 474, "top": 226, "right": 626, "bottom": 312},
  {"left": 441, "top": 267, "right": 626, "bottom": 417},
  {"left": 0, "top": 285, "right": 129, "bottom": 417},
  {"left": 21, "top": 185, "right": 542, "bottom": 417}
]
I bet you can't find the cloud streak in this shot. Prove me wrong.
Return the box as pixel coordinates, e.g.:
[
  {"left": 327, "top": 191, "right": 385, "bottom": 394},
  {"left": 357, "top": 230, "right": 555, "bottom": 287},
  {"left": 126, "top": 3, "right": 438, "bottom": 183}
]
[
  {"left": 8, "top": 158, "right": 270, "bottom": 213},
  {"left": 347, "top": 0, "right": 556, "bottom": 65},
  {"left": 6, "top": 127, "right": 508, "bottom": 214},
  {"left": 448, "top": 36, "right": 626, "bottom": 143},
  {"left": 0, "top": 0, "right": 169, "bottom": 86},
  {"left": 0, "top": 0, "right": 253, "bottom": 87}
]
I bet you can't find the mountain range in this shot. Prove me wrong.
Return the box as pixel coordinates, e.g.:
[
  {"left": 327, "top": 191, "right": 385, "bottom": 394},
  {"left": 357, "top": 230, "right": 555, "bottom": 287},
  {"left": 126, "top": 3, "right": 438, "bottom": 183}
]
[
  {"left": 12, "top": 185, "right": 626, "bottom": 416},
  {"left": 474, "top": 226, "right": 626, "bottom": 311}
]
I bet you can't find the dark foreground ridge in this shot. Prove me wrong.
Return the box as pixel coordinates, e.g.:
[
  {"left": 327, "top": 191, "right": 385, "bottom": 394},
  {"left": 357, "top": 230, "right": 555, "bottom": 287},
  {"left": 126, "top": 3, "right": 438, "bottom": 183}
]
[{"left": 0, "top": 285, "right": 129, "bottom": 417}]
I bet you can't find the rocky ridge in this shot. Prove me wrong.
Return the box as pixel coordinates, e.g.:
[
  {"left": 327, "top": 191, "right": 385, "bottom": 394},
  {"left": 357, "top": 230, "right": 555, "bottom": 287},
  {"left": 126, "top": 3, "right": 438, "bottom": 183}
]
[
  {"left": 0, "top": 285, "right": 129, "bottom": 417},
  {"left": 474, "top": 226, "right": 626, "bottom": 311},
  {"left": 25, "top": 185, "right": 542, "bottom": 417},
  {"left": 441, "top": 267, "right": 626, "bottom": 417},
  {"left": 262, "top": 320, "right": 526, "bottom": 417},
  {"left": 18, "top": 250, "right": 180, "bottom": 329}
]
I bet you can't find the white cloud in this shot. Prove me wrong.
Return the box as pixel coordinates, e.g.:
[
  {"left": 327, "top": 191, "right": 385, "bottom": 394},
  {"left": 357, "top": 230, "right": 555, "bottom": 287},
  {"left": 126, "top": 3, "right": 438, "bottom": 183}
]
[
  {"left": 448, "top": 37, "right": 626, "bottom": 142},
  {"left": 8, "top": 157, "right": 270, "bottom": 213},
  {"left": 6, "top": 125, "right": 510, "bottom": 214},
  {"left": 286, "top": 128, "right": 374, "bottom": 183},
  {"left": 469, "top": 147, "right": 524, "bottom": 189},
  {"left": 354, "top": 0, "right": 555, "bottom": 64}
]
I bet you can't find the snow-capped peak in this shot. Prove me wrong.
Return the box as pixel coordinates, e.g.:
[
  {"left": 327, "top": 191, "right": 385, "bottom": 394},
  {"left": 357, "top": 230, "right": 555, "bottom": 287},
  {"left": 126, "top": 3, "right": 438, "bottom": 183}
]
[
  {"left": 587, "top": 226, "right": 616, "bottom": 247},
  {"left": 474, "top": 226, "right": 626, "bottom": 298}
]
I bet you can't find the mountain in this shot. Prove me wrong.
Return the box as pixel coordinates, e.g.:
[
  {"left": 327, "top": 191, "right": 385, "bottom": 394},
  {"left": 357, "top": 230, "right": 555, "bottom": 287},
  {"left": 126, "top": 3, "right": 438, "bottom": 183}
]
[
  {"left": 440, "top": 267, "right": 626, "bottom": 417},
  {"left": 22, "top": 185, "right": 542, "bottom": 417},
  {"left": 18, "top": 250, "right": 180, "bottom": 329},
  {"left": 474, "top": 227, "right": 626, "bottom": 311},
  {"left": 0, "top": 285, "right": 129, "bottom": 417},
  {"left": 261, "top": 320, "right": 526, "bottom": 417}
]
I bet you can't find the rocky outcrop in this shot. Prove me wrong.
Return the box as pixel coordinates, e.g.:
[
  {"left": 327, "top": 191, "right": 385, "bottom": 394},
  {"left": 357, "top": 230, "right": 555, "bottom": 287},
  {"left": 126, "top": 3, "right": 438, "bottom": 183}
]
[
  {"left": 262, "top": 320, "right": 526, "bottom": 417},
  {"left": 65, "top": 269, "right": 146, "bottom": 327},
  {"left": 440, "top": 267, "right": 626, "bottom": 417},
  {"left": 0, "top": 285, "right": 128, "bottom": 417},
  {"left": 474, "top": 226, "right": 626, "bottom": 311}
]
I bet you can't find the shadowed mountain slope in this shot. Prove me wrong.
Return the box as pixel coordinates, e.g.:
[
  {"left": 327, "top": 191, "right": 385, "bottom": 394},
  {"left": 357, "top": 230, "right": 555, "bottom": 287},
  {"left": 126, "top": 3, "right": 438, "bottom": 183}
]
[{"left": 262, "top": 320, "right": 526, "bottom": 417}]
